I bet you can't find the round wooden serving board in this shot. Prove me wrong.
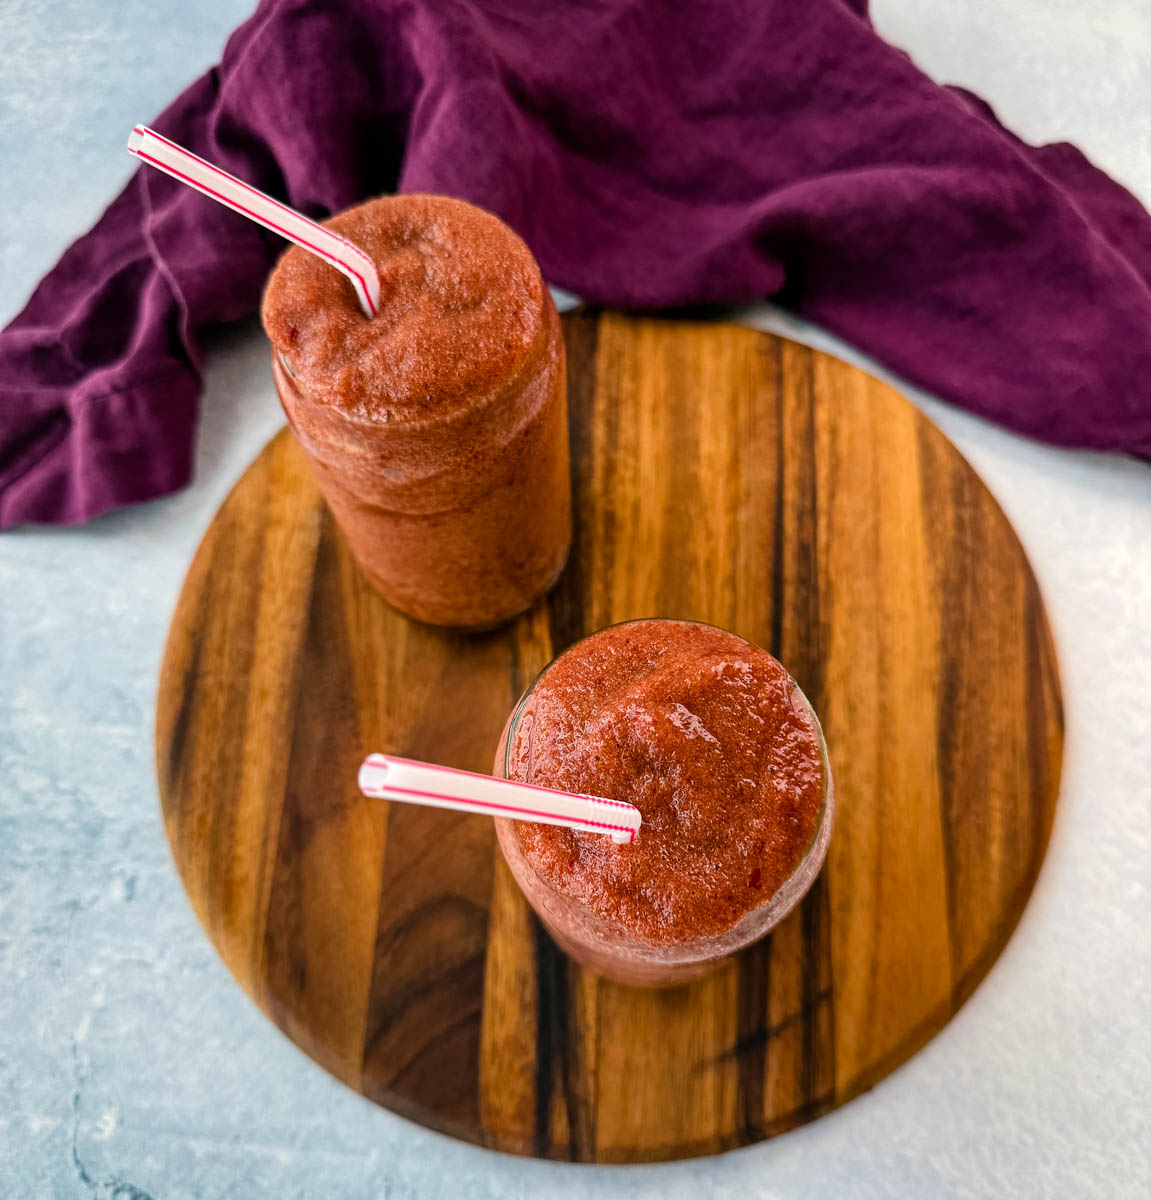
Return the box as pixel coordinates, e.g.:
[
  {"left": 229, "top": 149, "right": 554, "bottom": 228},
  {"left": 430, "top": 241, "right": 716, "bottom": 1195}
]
[{"left": 157, "top": 310, "right": 1062, "bottom": 1162}]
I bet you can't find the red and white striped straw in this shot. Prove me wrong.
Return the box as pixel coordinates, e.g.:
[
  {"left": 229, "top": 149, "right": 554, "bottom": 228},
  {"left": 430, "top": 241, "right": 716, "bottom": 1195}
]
[
  {"left": 358, "top": 754, "right": 642, "bottom": 844},
  {"left": 127, "top": 124, "right": 380, "bottom": 318}
]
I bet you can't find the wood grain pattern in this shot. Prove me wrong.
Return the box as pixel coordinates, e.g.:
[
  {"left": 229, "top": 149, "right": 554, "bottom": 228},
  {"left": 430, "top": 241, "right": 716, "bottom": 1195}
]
[{"left": 156, "top": 310, "right": 1062, "bottom": 1162}]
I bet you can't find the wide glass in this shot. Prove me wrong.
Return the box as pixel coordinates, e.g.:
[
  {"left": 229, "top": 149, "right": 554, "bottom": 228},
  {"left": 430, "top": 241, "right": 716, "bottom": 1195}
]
[
  {"left": 263, "top": 195, "right": 571, "bottom": 630},
  {"left": 492, "top": 620, "right": 835, "bottom": 987}
]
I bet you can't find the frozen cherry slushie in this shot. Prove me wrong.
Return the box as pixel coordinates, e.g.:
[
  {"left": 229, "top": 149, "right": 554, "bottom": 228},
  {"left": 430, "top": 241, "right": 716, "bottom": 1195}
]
[
  {"left": 494, "top": 620, "right": 834, "bottom": 986},
  {"left": 261, "top": 194, "right": 570, "bottom": 629}
]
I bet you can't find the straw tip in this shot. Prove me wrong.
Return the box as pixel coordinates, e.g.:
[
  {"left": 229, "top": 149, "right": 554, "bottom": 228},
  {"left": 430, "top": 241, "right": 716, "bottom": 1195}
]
[
  {"left": 127, "top": 126, "right": 146, "bottom": 153},
  {"left": 358, "top": 753, "right": 390, "bottom": 793}
]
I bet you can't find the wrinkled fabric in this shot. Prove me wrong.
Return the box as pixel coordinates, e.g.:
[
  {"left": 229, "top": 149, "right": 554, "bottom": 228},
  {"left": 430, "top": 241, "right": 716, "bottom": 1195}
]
[{"left": 3, "top": 0, "right": 1150, "bottom": 527}]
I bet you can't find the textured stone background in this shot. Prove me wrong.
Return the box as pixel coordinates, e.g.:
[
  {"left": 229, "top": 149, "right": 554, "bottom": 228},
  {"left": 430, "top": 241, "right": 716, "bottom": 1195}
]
[{"left": 1, "top": 2, "right": 1149, "bottom": 1197}]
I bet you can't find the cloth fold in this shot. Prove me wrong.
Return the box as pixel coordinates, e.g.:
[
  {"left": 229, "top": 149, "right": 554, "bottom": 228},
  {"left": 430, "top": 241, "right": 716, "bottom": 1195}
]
[{"left": 3, "top": 0, "right": 1150, "bottom": 528}]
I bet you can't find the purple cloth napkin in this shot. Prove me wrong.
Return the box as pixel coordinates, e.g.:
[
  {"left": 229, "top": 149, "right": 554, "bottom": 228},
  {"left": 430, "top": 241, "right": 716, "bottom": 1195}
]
[{"left": 3, "top": 0, "right": 1150, "bottom": 528}]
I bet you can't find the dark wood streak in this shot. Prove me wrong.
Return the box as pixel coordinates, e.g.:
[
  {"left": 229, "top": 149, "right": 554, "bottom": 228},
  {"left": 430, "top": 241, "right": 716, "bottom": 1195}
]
[
  {"left": 365, "top": 944, "right": 486, "bottom": 1086},
  {"left": 369, "top": 896, "right": 490, "bottom": 1010},
  {"left": 380, "top": 1006, "right": 485, "bottom": 1091},
  {"left": 735, "top": 935, "right": 771, "bottom": 1137},
  {"left": 806, "top": 349, "right": 839, "bottom": 1102},
  {"left": 263, "top": 512, "right": 384, "bottom": 1086},
  {"left": 787, "top": 349, "right": 833, "bottom": 1116},
  {"left": 801, "top": 347, "right": 824, "bottom": 699},
  {"left": 768, "top": 338, "right": 786, "bottom": 662},
  {"left": 722, "top": 982, "right": 833, "bottom": 1066},
  {"left": 800, "top": 874, "right": 829, "bottom": 1113},
  {"left": 155, "top": 311, "right": 1063, "bottom": 1163},
  {"left": 162, "top": 630, "right": 200, "bottom": 807},
  {"left": 918, "top": 423, "right": 965, "bottom": 980},
  {"left": 533, "top": 918, "right": 569, "bottom": 1156},
  {"left": 202, "top": 498, "right": 271, "bottom": 913}
]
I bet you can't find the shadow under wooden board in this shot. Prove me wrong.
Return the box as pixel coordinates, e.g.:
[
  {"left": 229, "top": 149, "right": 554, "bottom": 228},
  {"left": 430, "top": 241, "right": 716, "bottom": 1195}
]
[{"left": 156, "top": 309, "right": 1062, "bottom": 1163}]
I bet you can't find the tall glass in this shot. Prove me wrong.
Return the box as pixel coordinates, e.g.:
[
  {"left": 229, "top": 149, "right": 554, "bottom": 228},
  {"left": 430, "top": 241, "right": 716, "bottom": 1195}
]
[
  {"left": 492, "top": 620, "right": 835, "bottom": 987},
  {"left": 262, "top": 194, "right": 571, "bottom": 630}
]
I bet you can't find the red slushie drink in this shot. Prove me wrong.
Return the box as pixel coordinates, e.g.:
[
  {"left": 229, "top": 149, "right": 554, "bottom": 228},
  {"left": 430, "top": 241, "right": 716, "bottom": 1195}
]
[
  {"left": 261, "top": 195, "right": 570, "bottom": 629},
  {"left": 494, "top": 620, "right": 833, "bottom": 986}
]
